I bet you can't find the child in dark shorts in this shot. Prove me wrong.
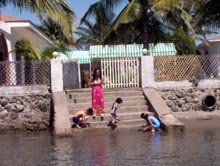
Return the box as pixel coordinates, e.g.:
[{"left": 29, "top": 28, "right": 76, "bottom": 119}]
[
  {"left": 107, "top": 97, "right": 123, "bottom": 129},
  {"left": 72, "top": 108, "right": 93, "bottom": 128}
]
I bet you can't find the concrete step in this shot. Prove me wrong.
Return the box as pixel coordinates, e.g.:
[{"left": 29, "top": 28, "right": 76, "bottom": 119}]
[
  {"left": 68, "top": 105, "right": 148, "bottom": 114},
  {"left": 66, "top": 95, "right": 145, "bottom": 104},
  {"left": 89, "top": 119, "right": 145, "bottom": 128},
  {"left": 69, "top": 112, "right": 153, "bottom": 122},
  {"left": 66, "top": 91, "right": 143, "bottom": 98},
  {"left": 67, "top": 100, "right": 146, "bottom": 109},
  {"left": 71, "top": 124, "right": 143, "bottom": 132},
  {"left": 65, "top": 87, "right": 142, "bottom": 93}
]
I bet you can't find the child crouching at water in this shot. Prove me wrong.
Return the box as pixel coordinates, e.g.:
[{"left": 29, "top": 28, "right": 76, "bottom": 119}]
[
  {"left": 72, "top": 108, "right": 93, "bottom": 128},
  {"left": 107, "top": 97, "right": 123, "bottom": 130},
  {"left": 140, "top": 113, "right": 160, "bottom": 132}
]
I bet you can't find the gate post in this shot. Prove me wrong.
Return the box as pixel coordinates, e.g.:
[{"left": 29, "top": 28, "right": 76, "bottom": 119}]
[
  {"left": 51, "top": 59, "right": 63, "bottom": 92},
  {"left": 141, "top": 56, "right": 155, "bottom": 88}
]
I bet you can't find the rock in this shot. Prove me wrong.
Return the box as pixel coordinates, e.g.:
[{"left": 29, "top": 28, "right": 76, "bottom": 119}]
[
  {"left": 24, "top": 113, "right": 32, "bottom": 119},
  {"left": 0, "top": 105, "right": 4, "bottom": 112},
  {"left": 185, "top": 96, "right": 193, "bottom": 103},
  {"left": 38, "top": 102, "right": 48, "bottom": 112},
  {"left": 176, "top": 100, "right": 185, "bottom": 107},
  {"left": 176, "top": 91, "right": 186, "bottom": 98},
  {"left": 168, "top": 94, "right": 177, "bottom": 100},
  {"left": 0, "top": 99, "right": 8, "bottom": 107},
  {"left": 23, "top": 123, "right": 36, "bottom": 131},
  {"left": 171, "top": 106, "right": 181, "bottom": 112},
  {"left": 38, "top": 122, "right": 48, "bottom": 130},
  {"left": 5, "top": 104, "right": 13, "bottom": 112},
  {"left": 10, "top": 112, "right": 18, "bottom": 120},
  {"left": 14, "top": 104, "right": 24, "bottom": 112},
  {"left": 193, "top": 98, "right": 199, "bottom": 103},
  {"left": 166, "top": 100, "right": 175, "bottom": 107},
  {"left": 182, "top": 104, "right": 191, "bottom": 112},
  {"left": 0, "top": 110, "right": 9, "bottom": 119}
]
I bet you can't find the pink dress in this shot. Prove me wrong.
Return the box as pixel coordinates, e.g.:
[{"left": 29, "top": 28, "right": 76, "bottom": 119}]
[{"left": 91, "top": 79, "right": 105, "bottom": 115}]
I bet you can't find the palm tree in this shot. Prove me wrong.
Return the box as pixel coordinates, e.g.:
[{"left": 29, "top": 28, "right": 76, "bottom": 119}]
[
  {"left": 75, "top": 4, "right": 115, "bottom": 49},
  {"left": 82, "top": 0, "right": 193, "bottom": 51},
  {"left": 37, "top": 16, "right": 75, "bottom": 51},
  {"left": 4, "top": 0, "right": 75, "bottom": 38},
  {"left": 11, "top": 39, "right": 61, "bottom": 60},
  {"left": 12, "top": 39, "right": 41, "bottom": 60}
]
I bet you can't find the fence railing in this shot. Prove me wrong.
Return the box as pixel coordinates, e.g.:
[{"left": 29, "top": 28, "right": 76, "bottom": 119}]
[
  {"left": 101, "top": 57, "right": 140, "bottom": 88},
  {"left": 154, "top": 55, "right": 220, "bottom": 81},
  {"left": 0, "top": 60, "right": 50, "bottom": 86}
]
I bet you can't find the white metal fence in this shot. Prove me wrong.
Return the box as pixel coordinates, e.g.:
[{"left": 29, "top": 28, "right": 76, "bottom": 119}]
[{"left": 101, "top": 57, "right": 140, "bottom": 88}]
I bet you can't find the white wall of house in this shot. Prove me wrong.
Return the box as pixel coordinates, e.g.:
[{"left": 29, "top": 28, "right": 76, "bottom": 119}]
[
  {"left": 208, "top": 42, "right": 220, "bottom": 55},
  {"left": 0, "top": 20, "right": 54, "bottom": 62}
]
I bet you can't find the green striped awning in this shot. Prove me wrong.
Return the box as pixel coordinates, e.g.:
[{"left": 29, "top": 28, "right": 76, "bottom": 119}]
[
  {"left": 57, "top": 51, "right": 90, "bottom": 64},
  {"left": 89, "top": 43, "right": 177, "bottom": 58},
  {"left": 89, "top": 44, "right": 143, "bottom": 58},
  {"left": 149, "top": 43, "right": 177, "bottom": 56}
]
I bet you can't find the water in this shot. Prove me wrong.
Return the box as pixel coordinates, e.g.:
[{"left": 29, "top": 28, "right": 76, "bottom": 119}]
[{"left": 0, "top": 128, "right": 220, "bottom": 166}]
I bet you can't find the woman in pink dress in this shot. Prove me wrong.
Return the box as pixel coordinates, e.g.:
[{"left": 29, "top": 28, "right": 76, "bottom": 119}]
[{"left": 89, "top": 68, "right": 105, "bottom": 120}]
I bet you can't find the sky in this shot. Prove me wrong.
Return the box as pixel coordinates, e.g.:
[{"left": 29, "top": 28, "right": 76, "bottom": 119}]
[{"left": 0, "top": 0, "right": 102, "bottom": 26}]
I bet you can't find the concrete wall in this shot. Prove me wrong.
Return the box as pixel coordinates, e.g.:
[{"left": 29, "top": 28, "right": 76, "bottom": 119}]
[
  {"left": 0, "top": 93, "right": 51, "bottom": 131},
  {"left": 157, "top": 88, "right": 220, "bottom": 112},
  {"left": 0, "top": 85, "right": 51, "bottom": 131}
]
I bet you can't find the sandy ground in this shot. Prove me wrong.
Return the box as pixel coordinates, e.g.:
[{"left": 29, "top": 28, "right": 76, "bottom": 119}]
[{"left": 173, "top": 110, "right": 220, "bottom": 130}]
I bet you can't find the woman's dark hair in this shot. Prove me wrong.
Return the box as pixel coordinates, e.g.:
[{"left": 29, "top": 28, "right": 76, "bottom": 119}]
[
  {"left": 86, "top": 108, "right": 93, "bottom": 116},
  {"left": 115, "top": 97, "right": 123, "bottom": 104},
  {"left": 92, "top": 68, "right": 102, "bottom": 81}
]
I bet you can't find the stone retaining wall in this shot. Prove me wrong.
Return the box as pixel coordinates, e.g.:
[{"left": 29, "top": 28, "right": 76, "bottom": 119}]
[
  {"left": 0, "top": 94, "right": 51, "bottom": 131},
  {"left": 157, "top": 88, "right": 220, "bottom": 112}
]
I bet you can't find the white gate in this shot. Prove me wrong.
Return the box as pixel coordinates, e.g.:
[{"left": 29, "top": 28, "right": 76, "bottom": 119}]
[{"left": 101, "top": 57, "right": 140, "bottom": 88}]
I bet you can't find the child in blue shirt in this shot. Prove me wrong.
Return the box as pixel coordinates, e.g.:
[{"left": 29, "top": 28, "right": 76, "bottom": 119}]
[
  {"left": 140, "top": 113, "right": 160, "bottom": 132},
  {"left": 107, "top": 97, "right": 123, "bottom": 129}
]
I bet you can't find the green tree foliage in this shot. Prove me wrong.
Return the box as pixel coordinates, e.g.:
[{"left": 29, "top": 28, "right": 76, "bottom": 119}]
[
  {"left": 37, "top": 16, "right": 75, "bottom": 51},
  {"left": 4, "top": 0, "right": 75, "bottom": 38},
  {"left": 12, "top": 39, "right": 61, "bottom": 60},
  {"left": 81, "top": 0, "right": 220, "bottom": 55},
  {"left": 75, "top": 4, "right": 115, "bottom": 49}
]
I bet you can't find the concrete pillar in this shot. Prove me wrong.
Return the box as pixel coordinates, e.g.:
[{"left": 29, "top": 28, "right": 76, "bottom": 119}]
[
  {"left": 51, "top": 59, "right": 63, "bottom": 92},
  {"left": 141, "top": 56, "right": 155, "bottom": 88}
]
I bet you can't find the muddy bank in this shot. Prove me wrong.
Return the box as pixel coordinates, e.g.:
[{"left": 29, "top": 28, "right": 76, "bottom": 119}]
[{"left": 173, "top": 111, "right": 220, "bottom": 130}]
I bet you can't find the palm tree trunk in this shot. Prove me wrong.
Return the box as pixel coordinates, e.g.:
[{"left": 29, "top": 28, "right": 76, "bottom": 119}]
[{"left": 141, "top": 0, "right": 149, "bottom": 50}]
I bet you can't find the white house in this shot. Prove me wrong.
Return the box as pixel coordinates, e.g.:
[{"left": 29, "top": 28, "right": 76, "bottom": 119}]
[
  {"left": 197, "top": 34, "right": 220, "bottom": 55},
  {"left": 0, "top": 14, "right": 54, "bottom": 62}
]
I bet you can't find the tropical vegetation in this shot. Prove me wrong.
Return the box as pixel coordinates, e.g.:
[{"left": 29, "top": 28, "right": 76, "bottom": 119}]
[
  {"left": 79, "top": 0, "right": 220, "bottom": 54},
  {"left": 4, "top": 0, "right": 75, "bottom": 60},
  {"left": 75, "top": 4, "right": 115, "bottom": 49},
  {"left": 11, "top": 39, "right": 61, "bottom": 60},
  {"left": 4, "top": 0, "right": 75, "bottom": 38}
]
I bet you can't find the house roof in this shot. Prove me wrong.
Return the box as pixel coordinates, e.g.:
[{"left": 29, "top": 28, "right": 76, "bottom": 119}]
[
  {"left": 0, "top": 14, "right": 29, "bottom": 22},
  {"left": 0, "top": 14, "right": 54, "bottom": 47},
  {"left": 208, "top": 34, "right": 220, "bottom": 42}
]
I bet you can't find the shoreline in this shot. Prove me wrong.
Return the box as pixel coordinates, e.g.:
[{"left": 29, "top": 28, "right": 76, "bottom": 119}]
[{"left": 173, "top": 110, "right": 220, "bottom": 130}]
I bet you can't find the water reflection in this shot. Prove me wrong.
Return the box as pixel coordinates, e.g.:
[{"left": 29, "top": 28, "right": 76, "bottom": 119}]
[
  {"left": 0, "top": 129, "right": 220, "bottom": 166},
  {"left": 50, "top": 137, "right": 74, "bottom": 166}
]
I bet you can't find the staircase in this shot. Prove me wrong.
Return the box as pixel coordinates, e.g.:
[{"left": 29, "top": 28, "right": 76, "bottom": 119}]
[{"left": 65, "top": 88, "right": 149, "bottom": 129}]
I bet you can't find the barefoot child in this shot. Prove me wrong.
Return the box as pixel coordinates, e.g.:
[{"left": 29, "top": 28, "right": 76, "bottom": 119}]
[
  {"left": 140, "top": 113, "right": 160, "bottom": 132},
  {"left": 107, "top": 97, "right": 123, "bottom": 130},
  {"left": 72, "top": 108, "right": 93, "bottom": 128}
]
